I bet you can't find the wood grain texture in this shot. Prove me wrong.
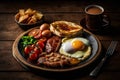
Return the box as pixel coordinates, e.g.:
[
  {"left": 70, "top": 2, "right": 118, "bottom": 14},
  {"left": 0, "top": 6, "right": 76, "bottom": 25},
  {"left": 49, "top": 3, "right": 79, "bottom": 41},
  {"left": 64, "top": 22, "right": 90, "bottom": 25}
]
[
  {"left": 0, "top": 71, "right": 120, "bottom": 80},
  {"left": 0, "top": 50, "right": 24, "bottom": 71},
  {"left": 0, "top": 0, "right": 120, "bottom": 80},
  {"left": 0, "top": 0, "right": 119, "bottom": 13},
  {"left": 0, "top": 13, "right": 120, "bottom": 40}
]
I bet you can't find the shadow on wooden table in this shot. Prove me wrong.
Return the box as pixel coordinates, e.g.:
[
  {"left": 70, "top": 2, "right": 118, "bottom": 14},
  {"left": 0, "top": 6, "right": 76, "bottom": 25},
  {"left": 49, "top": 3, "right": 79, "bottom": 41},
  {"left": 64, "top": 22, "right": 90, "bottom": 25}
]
[{"left": 96, "top": 25, "right": 120, "bottom": 36}]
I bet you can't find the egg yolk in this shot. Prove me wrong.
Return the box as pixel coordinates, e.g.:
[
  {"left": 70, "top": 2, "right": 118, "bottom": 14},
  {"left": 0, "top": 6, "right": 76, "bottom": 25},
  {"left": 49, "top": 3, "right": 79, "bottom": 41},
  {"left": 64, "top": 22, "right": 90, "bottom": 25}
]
[{"left": 72, "top": 40, "right": 85, "bottom": 51}]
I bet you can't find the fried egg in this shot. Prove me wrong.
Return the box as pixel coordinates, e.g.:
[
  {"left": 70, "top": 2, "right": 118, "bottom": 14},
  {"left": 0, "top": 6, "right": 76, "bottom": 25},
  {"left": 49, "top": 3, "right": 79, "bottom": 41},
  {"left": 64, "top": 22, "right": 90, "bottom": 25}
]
[{"left": 59, "top": 37, "right": 91, "bottom": 60}]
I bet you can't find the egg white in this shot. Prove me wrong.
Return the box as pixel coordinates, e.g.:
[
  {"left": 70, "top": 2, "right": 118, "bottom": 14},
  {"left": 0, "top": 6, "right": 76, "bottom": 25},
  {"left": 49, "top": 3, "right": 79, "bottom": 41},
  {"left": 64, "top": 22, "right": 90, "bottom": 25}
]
[{"left": 59, "top": 37, "right": 92, "bottom": 60}]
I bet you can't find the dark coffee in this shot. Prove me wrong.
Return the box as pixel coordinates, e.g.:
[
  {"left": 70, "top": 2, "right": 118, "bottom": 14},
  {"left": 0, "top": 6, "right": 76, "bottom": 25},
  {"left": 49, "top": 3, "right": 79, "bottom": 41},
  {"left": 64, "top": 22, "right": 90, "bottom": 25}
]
[
  {"left": 87, "top": 7, "right": 102, "bottom": 14},
  {"left": 85, "top": 5, "right": 106, "bottom": 31}
]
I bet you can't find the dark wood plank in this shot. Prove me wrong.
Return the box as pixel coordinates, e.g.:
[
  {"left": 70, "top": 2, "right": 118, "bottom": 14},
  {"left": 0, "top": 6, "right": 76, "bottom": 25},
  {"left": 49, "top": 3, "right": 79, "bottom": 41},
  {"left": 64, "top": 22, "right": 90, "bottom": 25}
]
[
  {"left": 0, "top": 50, "right": 25, "bottom": 71},
  {"left": 0, "top": 13, "right": 120, "bottom": 40},
  {"left": 0, "top": 0, "right": 119, "bottom": 13},
  {"left": 96, "top": 72, "right": 120, "bottom": 80},
  {"left": 0, "top": 41, "right": 13, "bottom": 50},
  {"left": 0, "top": 71, "right": 120, "bottom": 80},
  {"left": 0, "top": 72, "right": 48, "bottom": 80}
]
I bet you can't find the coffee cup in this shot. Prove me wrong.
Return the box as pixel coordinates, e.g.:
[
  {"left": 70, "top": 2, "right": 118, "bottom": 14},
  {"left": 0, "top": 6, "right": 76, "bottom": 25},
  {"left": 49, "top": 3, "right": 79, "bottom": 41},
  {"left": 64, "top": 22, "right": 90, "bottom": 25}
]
[{"left": 85, "top": 5, "right": 110, "bottom": 31}]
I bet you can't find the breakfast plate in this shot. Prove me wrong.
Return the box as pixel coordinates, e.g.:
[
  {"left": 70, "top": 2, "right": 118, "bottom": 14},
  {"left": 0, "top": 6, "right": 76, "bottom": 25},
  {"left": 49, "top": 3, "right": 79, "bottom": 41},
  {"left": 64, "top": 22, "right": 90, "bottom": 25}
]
[{"left": 12, "top": 22, "right": 101, "bottom": 72}]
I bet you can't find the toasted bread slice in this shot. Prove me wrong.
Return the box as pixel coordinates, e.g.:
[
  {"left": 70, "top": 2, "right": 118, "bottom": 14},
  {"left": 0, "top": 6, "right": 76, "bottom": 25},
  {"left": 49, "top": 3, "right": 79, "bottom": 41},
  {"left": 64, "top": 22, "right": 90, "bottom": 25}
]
[{"left": 50, "top": 21, "right": 83, "bottom": 37}]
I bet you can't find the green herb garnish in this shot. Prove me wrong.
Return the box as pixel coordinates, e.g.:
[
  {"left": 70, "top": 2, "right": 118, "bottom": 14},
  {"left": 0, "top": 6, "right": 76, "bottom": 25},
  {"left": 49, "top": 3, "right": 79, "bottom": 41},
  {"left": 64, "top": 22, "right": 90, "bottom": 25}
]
[{"left": 21, "top": 36, "right": 37, "bottom": 47}]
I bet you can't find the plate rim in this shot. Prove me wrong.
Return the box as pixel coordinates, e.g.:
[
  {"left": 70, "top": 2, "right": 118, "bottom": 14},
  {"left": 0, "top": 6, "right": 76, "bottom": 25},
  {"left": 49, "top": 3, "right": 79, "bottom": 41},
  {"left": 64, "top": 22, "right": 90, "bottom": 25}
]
[{"left": 12, "top": 27, "right": 102, "bottom": 72}]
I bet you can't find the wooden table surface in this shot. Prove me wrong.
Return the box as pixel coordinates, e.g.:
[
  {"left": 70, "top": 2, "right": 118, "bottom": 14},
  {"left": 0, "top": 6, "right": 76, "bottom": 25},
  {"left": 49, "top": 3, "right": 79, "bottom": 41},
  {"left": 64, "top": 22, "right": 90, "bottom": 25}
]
[{"left": 0, "top": 0, "right": 120, "bottom": 80}]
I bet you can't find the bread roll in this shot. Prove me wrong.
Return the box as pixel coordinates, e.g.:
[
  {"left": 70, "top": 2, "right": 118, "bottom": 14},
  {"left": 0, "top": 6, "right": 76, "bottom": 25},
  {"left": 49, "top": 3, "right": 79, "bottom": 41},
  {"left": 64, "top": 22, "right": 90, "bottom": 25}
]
[{"left": 50, "top": 21, "right": 83, "bottom": 37}]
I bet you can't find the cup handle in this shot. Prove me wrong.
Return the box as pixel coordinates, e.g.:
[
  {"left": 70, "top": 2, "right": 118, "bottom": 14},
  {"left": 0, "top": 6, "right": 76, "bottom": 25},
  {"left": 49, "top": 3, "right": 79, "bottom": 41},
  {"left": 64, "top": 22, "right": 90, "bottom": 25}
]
[{"left": 102, "top": 14, "right": 111, "bottom": 27}]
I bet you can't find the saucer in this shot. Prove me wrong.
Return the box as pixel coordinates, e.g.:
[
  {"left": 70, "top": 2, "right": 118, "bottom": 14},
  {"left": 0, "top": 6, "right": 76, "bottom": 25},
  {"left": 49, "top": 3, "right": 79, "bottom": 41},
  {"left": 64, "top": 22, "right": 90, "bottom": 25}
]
[{"left": 80, "top": 18, "right": 111, "bottom": 33}]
